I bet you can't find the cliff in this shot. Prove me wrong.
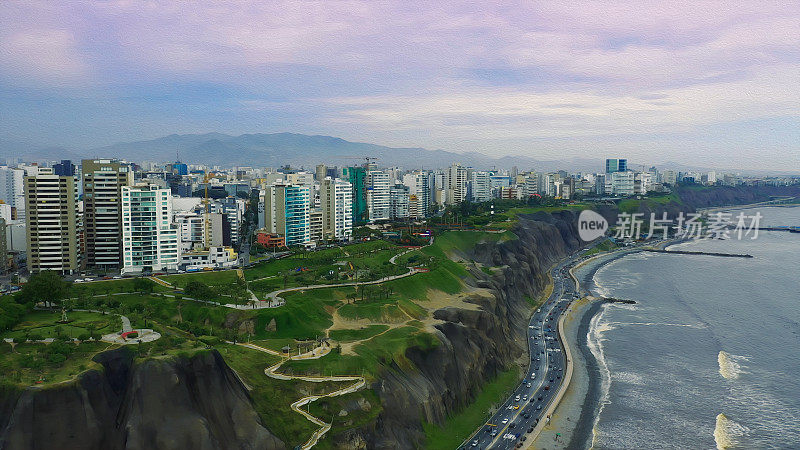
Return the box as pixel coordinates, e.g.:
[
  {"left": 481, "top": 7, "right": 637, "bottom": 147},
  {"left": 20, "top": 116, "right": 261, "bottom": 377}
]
[
  {"left": 330, "top": 209, "right": 612, "bottom": 449},
  {"left": 326, "top": 185, "right": 791, "bottom": 448},
  {"left": 0, "top": 348, "right": 285, "bottom": 450}
]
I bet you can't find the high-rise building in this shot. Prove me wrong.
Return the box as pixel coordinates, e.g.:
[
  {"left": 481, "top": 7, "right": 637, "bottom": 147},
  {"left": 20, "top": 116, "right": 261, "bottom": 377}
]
[
  {"left": 0, "top": 218, "right": 7, "bottom": 273},
  {"left": 0, "top": 166, "right": 26, "bottom": 220},
  {"left": 121, "top": 185, "right": 180, "bottom": 274},
  {"left": 315, "top": 164, "right": 327, "bottom": 182},
  {"left": 320, "top": 178, "right": 353, "bottom": 241},
  {"left": 264, "top": 184, "right": 310, "bottom": 246},
  {"left": 343, "top": 166, "right": 367, "bottom": 224},
  {"left": 309, "top": 209, "right": 323, "bottom": 243},
  {"left": 366, "top": 170, "right": 391, "bottom": 222},
  {"left": 24, "top": 173, "right": 80, "bottom": 274},
  {"left": 53, "top": 160, "right": 75, "bottom": 176},
  {"left": 605, "top": 158, "right": 628, "bottom": 174},
  {"left": 170, "top": 161, "right": 188, "bottom": 176},
  {"left": 175, "top": 211, "right": 205, "bottom": 252},
  {"left": 389, "top": 184, "right": 410, "bottom": 219},
  {"left": 82, "top": 159, "right": 133, "bottom": 271},
  {"left": 610, "top": 171, "right": 635, "bottom": 195},
  {"left": 446, "top": 163, "right": 467, "bottom": 205},
  {"left": 470, "top": 171, "right": 493, "bottom": 203},
  {"left": 402, "top": 171, "right": 431, "bottom": 217}
]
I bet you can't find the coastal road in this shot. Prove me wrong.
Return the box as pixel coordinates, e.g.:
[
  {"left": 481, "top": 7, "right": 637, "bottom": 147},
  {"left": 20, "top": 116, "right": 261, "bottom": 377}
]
[{"left": 463, "top": 249, "right": 590, "bottom": 450}]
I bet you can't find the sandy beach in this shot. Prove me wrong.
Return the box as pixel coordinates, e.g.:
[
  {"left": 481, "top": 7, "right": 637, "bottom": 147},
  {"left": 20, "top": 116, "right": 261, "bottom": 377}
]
[{"left": 528, "top": 248, "right": 646, "bottom": 449}]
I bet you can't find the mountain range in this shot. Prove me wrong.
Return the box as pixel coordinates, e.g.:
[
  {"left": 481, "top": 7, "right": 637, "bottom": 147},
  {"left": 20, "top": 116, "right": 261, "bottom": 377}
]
[
  {"left": 1, "top": 132, "right": 767, "bottom": 174},
  {"left": 2, "top": 133, "right": 612, "bottom": 172}
]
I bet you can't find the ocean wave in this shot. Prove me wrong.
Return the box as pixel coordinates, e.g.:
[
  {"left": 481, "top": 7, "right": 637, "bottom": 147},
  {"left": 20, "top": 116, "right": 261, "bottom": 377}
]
[
  {"left": 607, "top": 320, "right": 706, "bottom": 329},
  {"left": 714, "top": 413, "right": 749, "bottom": 449},
  {"left": 718, "top": 351, "right": 749, "bottom": 380},
  {"left": 588, "top": 304, "right": 613, "bottom": 448},
  {"left": 612, "top": 371, "right": 645, "bottom": 386}
]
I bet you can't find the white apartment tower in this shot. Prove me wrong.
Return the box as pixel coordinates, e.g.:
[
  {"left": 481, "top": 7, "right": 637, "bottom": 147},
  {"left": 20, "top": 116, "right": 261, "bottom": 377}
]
[
  {"left": 366, "top": 170, "right": 391, "bottom": 222},
  {"left": 0, "top": 166, "right": 26, "bottom": 220},
  {"left": 121, "top": 185, "right": 180, "bottom": 274},
  {"left": 470, "top": 171, "right": 493, "bottom": 202},
  {"left": 320, "top": 178, "right": 353, "bottom": 241},
  {"left": 446, "top": 163, "right": 467, "bottom": 205}
]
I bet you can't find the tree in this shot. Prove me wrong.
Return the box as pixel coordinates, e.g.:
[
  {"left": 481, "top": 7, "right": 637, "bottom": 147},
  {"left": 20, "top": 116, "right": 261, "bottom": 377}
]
[
  {"left": 133, "top": 277, "right": 154, "bottom": 294},
  {"left": 20, "top": 270, "right": 70, "bottom": 309}
]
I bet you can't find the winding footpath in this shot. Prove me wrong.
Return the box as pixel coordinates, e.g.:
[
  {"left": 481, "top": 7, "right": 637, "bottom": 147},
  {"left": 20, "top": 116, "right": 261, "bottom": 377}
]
[
  {"left": 232, "top": 244, "right": 429, "bottom": 448},
  {"left": 238, "top": 342, "right": 366, "bottom": 450}
]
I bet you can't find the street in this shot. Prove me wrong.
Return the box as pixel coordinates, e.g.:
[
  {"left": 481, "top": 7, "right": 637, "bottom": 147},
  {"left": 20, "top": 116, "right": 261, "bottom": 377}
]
[{"left": 463, "top": 248, "right": 589, "bottom": 450}]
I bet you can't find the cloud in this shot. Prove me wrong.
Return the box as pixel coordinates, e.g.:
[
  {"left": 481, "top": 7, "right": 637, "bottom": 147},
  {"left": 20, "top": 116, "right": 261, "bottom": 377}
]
[
  {"left": 0, "top": 1, "right": 797, "bottom": 168},
  {"left": 0, "top": 28, "right": 90, "bottom": 86}
]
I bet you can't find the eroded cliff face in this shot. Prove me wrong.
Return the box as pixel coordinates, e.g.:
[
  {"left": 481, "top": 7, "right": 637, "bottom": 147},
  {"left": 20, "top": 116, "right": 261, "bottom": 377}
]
[
  {"left": 0, "top": 348, "right": 285, "bottom": 450},
  {"left": 336, "top": 209, "right": 607, "bottom": 449}
]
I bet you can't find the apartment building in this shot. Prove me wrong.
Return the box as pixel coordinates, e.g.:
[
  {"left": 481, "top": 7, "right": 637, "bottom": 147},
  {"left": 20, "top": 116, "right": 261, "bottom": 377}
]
[
  {"left": 24, "top": 173, "right": 80, "bottom": 274},
  {"left": 82, "top": 159, "right": 133, "bottom": 271},
  {"left": 121, "top": 185, "right": 180, "bottom": 274}
]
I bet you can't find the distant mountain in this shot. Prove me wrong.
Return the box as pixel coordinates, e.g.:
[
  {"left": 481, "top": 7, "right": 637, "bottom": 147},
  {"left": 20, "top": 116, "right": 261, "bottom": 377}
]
[
  {"left": 3, "top": 132, "right": 609, "bottom": 171},
  {"left": 85, "top": 132, "right": 612, "bottom": 171}
]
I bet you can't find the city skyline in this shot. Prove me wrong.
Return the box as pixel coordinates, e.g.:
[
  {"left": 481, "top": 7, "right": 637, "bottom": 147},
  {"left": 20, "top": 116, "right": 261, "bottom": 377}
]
[{"left": 1, "top": 2, "right": 798, "bottom": 170}]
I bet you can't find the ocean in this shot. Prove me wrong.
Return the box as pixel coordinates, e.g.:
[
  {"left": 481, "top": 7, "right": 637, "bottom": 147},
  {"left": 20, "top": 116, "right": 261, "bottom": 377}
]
[{"left": 585, "top": 206, "right": 800, "bottom": 449}]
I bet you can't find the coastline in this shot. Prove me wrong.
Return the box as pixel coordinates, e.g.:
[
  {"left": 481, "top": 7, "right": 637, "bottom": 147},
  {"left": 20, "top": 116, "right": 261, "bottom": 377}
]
[{"left": 528, "top": 247, "right": 647, "bottom": 449}]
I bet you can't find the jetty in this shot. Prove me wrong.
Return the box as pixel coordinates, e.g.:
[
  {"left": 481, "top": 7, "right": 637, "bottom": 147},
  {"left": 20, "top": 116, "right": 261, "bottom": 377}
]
[{"left": 644, "top": 249, "right": 753, "bottom": 258}]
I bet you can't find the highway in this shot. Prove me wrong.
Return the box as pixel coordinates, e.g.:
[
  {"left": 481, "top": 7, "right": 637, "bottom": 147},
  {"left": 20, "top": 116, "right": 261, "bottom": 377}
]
[{"left": 463, "top": 250, "right": 587, "bottom": 450}]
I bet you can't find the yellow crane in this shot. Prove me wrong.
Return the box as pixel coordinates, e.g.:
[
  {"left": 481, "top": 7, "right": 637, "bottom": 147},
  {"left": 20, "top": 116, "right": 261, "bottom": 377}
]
[{"left": 203, "top": 171, "right": 215, "bottom": 249}]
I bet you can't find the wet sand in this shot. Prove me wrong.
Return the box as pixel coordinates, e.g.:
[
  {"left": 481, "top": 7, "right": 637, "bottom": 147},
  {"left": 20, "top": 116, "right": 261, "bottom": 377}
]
[{"left": 529, "top": 249, "right": 645, "bottom": 449}]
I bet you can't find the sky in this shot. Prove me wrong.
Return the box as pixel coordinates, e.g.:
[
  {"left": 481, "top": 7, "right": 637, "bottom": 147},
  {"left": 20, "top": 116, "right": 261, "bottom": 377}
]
[{"left": 0, "top": 1, "right": 798, "bottom": 170}]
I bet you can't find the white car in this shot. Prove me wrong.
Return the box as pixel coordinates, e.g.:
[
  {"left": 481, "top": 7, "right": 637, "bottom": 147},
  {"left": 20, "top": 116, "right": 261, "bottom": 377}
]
[{"left": 501, "top": 418, "right": 509, "bottom": 424}]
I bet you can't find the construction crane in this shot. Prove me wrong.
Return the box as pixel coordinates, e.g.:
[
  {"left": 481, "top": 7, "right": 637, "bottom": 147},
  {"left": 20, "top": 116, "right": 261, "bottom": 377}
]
[
  {"left": 202, "top": 171, "right": 215, "bottom": 249},
  {"left": 340, "top": 156, "right": 378, "bottom": 167}
]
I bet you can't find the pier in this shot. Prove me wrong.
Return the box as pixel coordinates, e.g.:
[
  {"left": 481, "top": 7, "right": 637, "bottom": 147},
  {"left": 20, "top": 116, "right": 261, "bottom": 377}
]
[{"left": 644, "top": 249, "right": 753, "bottom": 258}]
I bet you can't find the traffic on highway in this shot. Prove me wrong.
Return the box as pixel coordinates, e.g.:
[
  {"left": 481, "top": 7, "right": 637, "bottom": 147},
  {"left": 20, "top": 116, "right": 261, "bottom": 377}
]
[{"left": 463, "top": 250, "right": 586, "bottom": 450}]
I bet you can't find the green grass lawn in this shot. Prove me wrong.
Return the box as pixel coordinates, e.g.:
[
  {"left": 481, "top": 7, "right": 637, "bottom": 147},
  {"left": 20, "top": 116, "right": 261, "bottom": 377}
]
[
  {"left": 0, "top": 340, "right": 111, "bottom": 386},
  {"left": 218, "top": 343, "right": 351, "bottom": 448},
  {"left": 70, "top": 277, "right": 170, "bottom": 296},
  {"left": 243, "top": 241, "right": 404, "bottom": 289},
  {"left": 307, "top": 388, "right": 383, "bottom": 437},
  {"left": 423, "top": 367, "right": 521, "bottom": 449},
  {"left": 253, "top": 289, "right": 337, "bottom": 340},
  {"left": 2, "top": 310, "right": 118, "bottom": 340},
  {"left": 617, "top": 192, "right": 682, "bottom": 213},
  {"left": 284, "top": 326, "right": 439, "bottom": 379},
  {"left": 160, "top": 270, "right": 240, "bottom": 288},
  {"left": 328, "top": 325, "right": 389, "bottom": 342}
]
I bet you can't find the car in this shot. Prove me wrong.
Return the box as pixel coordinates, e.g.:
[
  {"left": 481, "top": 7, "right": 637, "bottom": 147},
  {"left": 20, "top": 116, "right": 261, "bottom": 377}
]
[
  {"left": 74, "top": 278, "right": 85, "bottom": 283},
  {"left": 544, "top": 385, "right": 550, "bottom": 390},
  {"left": 112, "top": 275, "right": 121, "bottom": 279},
  {"left": 509, "top": 422, "right": 516, "bottom": 429},
  {"left": 526, "top": 382, "right": 532, "bottom": 388},
  {"left": 523, "top": 395, "right": 528, "bottom": 401},
  {"left": 523, "top": 413, "right": 530, "bottom": 419},
  {"left": 515, "top": 395, "right": 520, "bottom": 402},
  {"left": 471, "top": 440, "right": 478, "bottom": 447},
  {"left": 527, "top": 427, "right": 534, "bottom": 433},
  {"left": 536, "top": 405, "right": 542, "bottom": 410},
  {"left": 501, "top": 418, "right": 509, "bottom": 424},
  {"left": 491, "top": 430, "right": 497, "bottom": 437}
]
